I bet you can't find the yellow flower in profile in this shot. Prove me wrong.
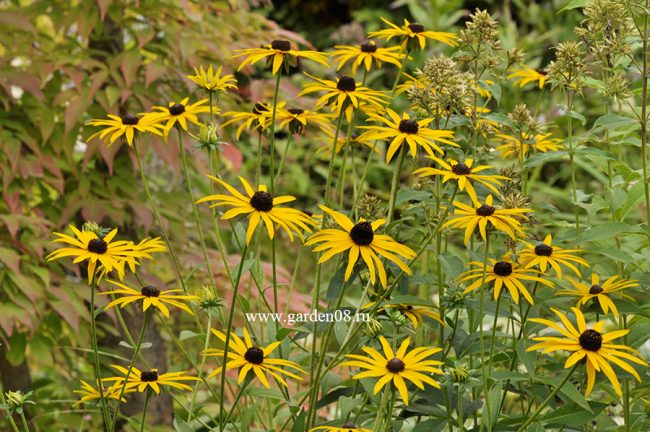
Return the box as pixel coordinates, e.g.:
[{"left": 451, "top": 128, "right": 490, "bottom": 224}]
[
  {"left": 204, "top": 328, "right": 305, "bottom": 388},
  {"left": 519, "top": 234, "right": 588, "bottom": 279},
  {"left": 86, "top": 113, "right": 164, "bottom": 146},
  {"left": 414, "top": 157, "right": 508, "bottom": 204},
  {"left": 369, "top": 18, "right": 458, "bottom": 50},
  {"left": 507, "top": 64, "right": 546, "bottom": 89},
  {"left": 104, "top": 366, "right": 199, "bottom": 394},
  {"left": 315, "top": 129, "right": 381, "bottom": 158},
  {"left": 47, "top": 225, "right": 146, "bottom": 282},
  {"left": 364, "top": 301, "right": 444, "bottom": 328},
  {"left": 359, "top": 109, "right": 457, "bottom": 163},
  {"left": 493, "top": 132, "right": 562, "bottom": 159},
  {"left": 556, "top": 274, "right": 638, "bottom": 318},
  {"left": 187, "top": 65, "right": 238, "bottom": 93},
  {"left": 331, "top": 41, "right": 405, "bottom": 74},
  {"left": 100, "top": 280, "right": 198, "bottom": 318},
  {"left": 395, "top": 72, "right": 427, "bottom": 95},
  {"left": 443, "top": 195, "right": 530, "bottom": 244},
  {"left": 310, "top": 424, "right": 371, "bottom": 432},
  {"left": 458, "top": 259, "right": 553, "bottom": 304},
  {"left": 277, "top": 106, "right": 335, "bottom": 135},
  {"left": 234, "top": 39, "right": 329, "bottom": 75},
  {"left": 149, "top": 97, "right": 210, "bottom": 134},
  {"left": 528, "top": 307, "right": 647, "bottom": 396},
  {"left": 221, "top": 101, "right": 286, "bottom": 139},
  {"left": 196, "top": 176, "right": 316, "bottom": 244},
  {"left": 341, "top": 336, "right": 443, "bottom": 405},
  {"left": 73, "top": 380, "right": 132, "bottom": 405},
  {"left": 305, "top": 206, "right": 416, "bottom": 287},
  {"left": 298, "top": 74, "right": 388, "bottom": 122}
]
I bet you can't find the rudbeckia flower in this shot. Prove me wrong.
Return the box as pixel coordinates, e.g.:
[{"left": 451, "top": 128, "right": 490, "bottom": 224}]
[
  {"left": 458, "top": 259, "right": 553, "bottom": 304},
  {"left": 101, "top": 280, "right": 199, "bottom": 318},
  {"left": 527, "top": 307, "right": 647, "bottom": 396},
  {"left": 364, "top": 301, "right": 444, "bottom": 328},
  {"left": 443, "top": 195, "right": 530, "bottom": 244},
  {"left": 187, "top": 65, "right": 238, "bottom": 93},
  {"left": 204, "top": 328, "right": 305, "bottom": 388},
  {"left": 86, "top": 113, "right": 164, "bottom": 147},
  {"left": 368, "top": 18, "right": 458, "bottom": 50},
  {"left": 315, "top": 129, "right": 381, "bottom": 158},
  {"left": 507, "top": 64, "right": 546, "bottom": 89},
  {"left": 234, "top": 39, "right": 329, "bottom": 75},
  {"left": 104, "top": 366, "right": 199, "bottom": 394},
  {"left": 556, "top": 274, "right": 638, "bottom": 317},
  {"left": 493, "top": 132, "right": 562, "bottom": 159},
  {"left": 341, "top": 336, "right": 443, "bottom": 405},
  {"left": 73, "top": 380, "right": 132, "bottom": 405},
  {"left": 414, "top": 157, "right": 508, "bottom": 204},
  {"left": 330, "top": 41, "right": 405, "bottom": 74},
  {"left": 310, "top": 424, "right": 371, "bottom": 432},
  {"left": 519, "top": 234, "right": 588, "bottom": 279},
  {"left": 277, "top": 106, "right": 335, "bottom": 135},
  {"left": 221, "top": 101, "right": 286, "bottom": 139},
  {"left": 305, "top": 206, "right": 416, "bottom": 287},
  {"left": 196, "top": 176, "right": 316, "bottom": 244},
  {"left": 359, "top": 109, "right": 457, "bottom": 163},
  {"left": 149, "top": 97, "right": 211, "bottom": 135},
  {"left": 299, "top": 74, "right": 388, "bottom": 122}
]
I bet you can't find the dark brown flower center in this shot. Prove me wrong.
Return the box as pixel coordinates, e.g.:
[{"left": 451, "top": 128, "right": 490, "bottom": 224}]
[
  {"left": 579, "top": 329, "right": 602, "bottom": 351},
  {"left": 244, "top": 347, "right": 264, "bottom": 364},
  {"left": 451, "top": 162, "right": 471, "bottom": 175},
  {"left": 141, "top": 285, "right": 161, "bottom": 297},
  {"left": 349, "top": 221, "right": 374, "bottom": 246},
  {"left": 342, "top": 422, "right": 357, "bottom": 429},
  {"left": 493, "top": 261, "right": 513, "bottom": 277},
  {"left": 476, "top": 204, "right": 495, "bottom": 216},
  {"left": 121, "top": 114, "right": 139, "bottom": 125},
  {"left": 271, "top": 39, "right": 291, "bottom": 52},
  {"left": 253, "top": 102, "right": 269, "bottom": 114},
  {"left": 249, "top": 191, "right": 274, "bottom": 212},
  {"left": 398, "top": 119, "right": 419, "bottom": 134},
  {"left": 534, "top": 244, "right": 553, "bottom": 256},
  {"left": 408, "top": 23, "right": 425, "bottom": 33},
  {"left": 87, "top": 238, "right": 108, "bottom": 254},
  {"left": 169, "top": 103, "right": 185, "bottom": 116},
  {"left": 337, "top": 76, "right": 356, "bottom": 92},
  {"left": 360, "top": 42, "right": 377, "bottom": 53},
  {"left": 140, "top": 370, "right": 158, "bottom": 382},
  {"left": 589, "top": 284, "right": 604, "bottom": 295},
  {"left": 386, "top": 357, "right": 405, "bottom": 373},
  {"left": 287, "top": 108, "right": 304, "bottom": 115}
]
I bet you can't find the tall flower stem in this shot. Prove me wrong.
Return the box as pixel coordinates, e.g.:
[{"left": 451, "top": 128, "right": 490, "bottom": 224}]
[
  {"left": 640, "top": 0, "right": 650, "bottom": 241},
  {"left": 178, "top": 128, "right": 217, "bottom": 293},
  {"left": 565, "top": 90, "right": 580, "bottom": 236},
  {"left": 373, "top": 385, "right": 392, "bottom": 431},
  {"left": 516, "top": 363, "right": 579, "bottom": 432},
  {"left": 275, "top": 133, "right": 293, "bottom": 182},
  {"left": 488, "top": 294, "right": 502, "bottom": 375},
  {"left": 139, "top": 389, "right": 152, "bottom": 432},
  {"left": 186, "top": 311, "right": 212, "bottom": 423},
  {"left": 109, "top": 310, "right": 151, "bottom": 431},
  {"left": 268, "top": 71, "right": 282, "bottom": 195},
  {"left": 222, "top": 379, "right": 250, "bottom": 427},
  {"left": 218, "top": 243, "right": 249, "bottom": 432},
  {"left": 386, "top": 146, "right": 407, "bottom": 225},
  {"left": 132, "top": 140, "right": 188, "bottom": 293},
  {"left": 89, "top": 273, "right": 110, "bottom": 430},
  {"left": 19, "top": 411, "right": 29, "bottom": 432},
  {"left": 324, "top": 110, "right": 345, "bottom": 206},
  {"left": 478, "top": 234, "right": 492, "bottom": 432}
]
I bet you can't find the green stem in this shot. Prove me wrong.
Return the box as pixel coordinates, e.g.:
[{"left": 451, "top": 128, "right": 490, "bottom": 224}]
[
  {"left": 565, "top": 90, "right": 580, "bottom": 236},
  {"left": 478, "top": 234, "right": 492, "bottom": 432},
  {"left": 275, "top": 133, "right": 293, "bottom": 182},
  {"left": 139, "top": 389, "right": 151, "bottom": 432},
  {"left": 641, "top": 0, "right": 650, "bottom": 242},
  {"left": 458, "top": 385, "right": 464, "bottom": 432},
  {"left": 269, "top": 71, "right": 282, "bottom": 195},
  {"left": 187, "top": 311, "right": 213, "bottom": 423},
  {"left": 386, "top": 146, "right": 407, "bottom": 225},
  {"left": 488, "top": 294, "right": 502, "bottom": 376},
  {"left": 373, "top": 385, "right": 392, "bottom": 431},
  {"left": 19, "top": 412, "right": 29, "bottom": 432},
  {"left": 89, "top": 273, "right": 110, "bottom": 430},
  {"left": 133, "top": 140, "right": 188, "bottom": 293},
  {"left": 516, "top": 364, "right": 579, "bottom": 432},
  {"left": 109, "top": 310, "right": 151, "bottom": 430},
  {"left": 324, "top": 110, "right": 345, "bottom": 207},
  {"left": 256, "top": 132, "right": 263, "bottom": 185},
  {"left": 222, "top": 379, "right": 250, "bottom": 427}
]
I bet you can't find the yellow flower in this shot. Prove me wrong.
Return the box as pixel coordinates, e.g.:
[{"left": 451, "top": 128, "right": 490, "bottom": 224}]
[
  {"left": 305, "top": 206, "right": 416, "bottom": 287},
  {"left": 204, "top": 327, "right": 305, "bottom": 388},
  {"left": 395, "top": 72, "right": 427, "bottom": 95},
  {"left": 100, "top": 280, "right": 199, "bottom": 318},
  {"left": 507, "top": 64, "right": 546, "bottom": 89},
  {"left": 149, "top": 97, "right": 211, "bottom": 135},
  {"left": 341, "top": 336, "right": 443, "bottom": 405},
  {"left": 47, "top": 225, "right": 147, "bottom": 283},
  {"left": 187, "top": 65, "right": 238, "bottom": 93},
  {"left": 86, "top": 113, "right": 164, "bottom": 147},
  {"left": 196, "top": 176, "right": 316, "bottom": 244},
  {"left": 277, "top": 106, "right": 335, "bottom": 135},
  {"left": 221, "top": 101, "right": 286, "bottom": 139},
  {"left": 458, "top": 258, "right": 553, "bottom": 304},
  {"left": 364, "top": 301, "right": 444, "bottom": 328},
  {"left": 359, "top": 108, "right": 457, "bottom": 163},
  {"left": 310, "top": 424, "right": 371, "bottom": 432},
  {"left": 73, "top": 380, "right": 132, "bottom": 405},
  {"left": 414, "top": 157, "right": 508, "bottom": 204},
  {"left": 528, "top": 307, "right": 647, "bottom": 396},
  {"left": 104, "top": 366, "right": 199, "bottom": 394},
  {"left": 493, "top": 132, "right": 562, "bottom": 159},
  {"left": 331, "top": 41, "right": 405, "bottom": 74},
  {"left": 368, "top": 18, "right": 458, "bottom": 50},
  {"left": 234, "top": 39, "right": 329, "bottom": 75},
  {"left": 315, "top": 129, "right": 381, "bottom": 158},
  {"left": 556, "top": 274, "right": 638, "bottom": 318},
  {"left": 298, "top": 74, "right": 388, "bottom": 122},
  {"left": 519, "top": 234, "right": 588, "bottom": 279},
  {"left": 443, "top": 195, "right": 530, "bottom": 244}
]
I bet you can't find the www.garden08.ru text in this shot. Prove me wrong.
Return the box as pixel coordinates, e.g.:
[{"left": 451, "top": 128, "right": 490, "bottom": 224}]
[{"left": 245, "top": 309, "right": 371, "bottom": 326}]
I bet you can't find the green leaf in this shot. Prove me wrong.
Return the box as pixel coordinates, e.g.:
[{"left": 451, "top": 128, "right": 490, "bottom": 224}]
[
  {"left": 173, "top": 418, "right": 194, "bottom": 432},
  {"left": 487, "top": 383, "right": 502, "bottom": 428},
  {"left": 179, "top": 330, "right": 201, "bottom": 341},
  {"left": 290, "top": 409, "right": 306, "bottom": 432},
  {"left": 558, "top": 0, "right": 588, "bottom": 13},
  {"left": 523, "top": 151, "right": 567, "bottom": 167},
  {"left": 591, "top": 113, "right": 637, "bottom": 133},
  {"left": 577, "top": 222, "right": 643, "bottom": 242},
  {"left": 537, "top": 376, "right": 592, "bottom": 412},
  {"left": 516, "top": 339, "right": 537, "bottom": 375},
  {"left": 541, "top": 402, "right": 608, "bottom": 426},
  {"left": 326, "top": 266, "right": 347, "bottom": 301}
]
